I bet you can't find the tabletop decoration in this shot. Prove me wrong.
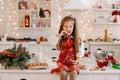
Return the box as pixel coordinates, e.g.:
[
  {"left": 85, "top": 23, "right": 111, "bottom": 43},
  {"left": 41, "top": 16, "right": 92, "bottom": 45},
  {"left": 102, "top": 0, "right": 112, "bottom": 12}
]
[
  {"left": 0, "top": 44, "right": 31, "bottom": 70},
  {"left": 112, "top": 10, "right": 120, "bottom": 23}
]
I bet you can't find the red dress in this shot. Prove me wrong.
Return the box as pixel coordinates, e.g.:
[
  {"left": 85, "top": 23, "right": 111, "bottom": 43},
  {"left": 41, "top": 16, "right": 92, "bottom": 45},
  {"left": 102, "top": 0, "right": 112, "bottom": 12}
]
[{"left": 50, "top": 36, "right": 80, "bottom": 74}]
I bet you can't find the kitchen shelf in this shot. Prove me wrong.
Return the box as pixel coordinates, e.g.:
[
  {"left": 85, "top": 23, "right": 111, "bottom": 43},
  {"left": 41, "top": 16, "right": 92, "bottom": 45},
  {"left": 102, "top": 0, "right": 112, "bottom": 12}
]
[
  {"left": 93, "top": 8, "right": 120, "bottom": 11},
  {"left": 17, "top": 0, "right": 51, "bottom": 29},
  {"left": 93, "top": 8, "right": 120, "bottom": 25},
  {"left": 18, "top": 27, "right": 51, "bottom": 30},
  {"left": 94, "top": 22, "right": 120, "bottom": 25},
  {"left": 31, "top": 18, "right": 50, "bottom": 20}
]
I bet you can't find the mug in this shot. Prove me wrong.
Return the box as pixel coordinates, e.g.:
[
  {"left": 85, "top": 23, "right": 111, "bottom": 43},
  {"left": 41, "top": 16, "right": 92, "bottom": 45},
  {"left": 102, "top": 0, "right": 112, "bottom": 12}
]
[{"left": 32, "top": 24, "right": 36, "bottom": 28}]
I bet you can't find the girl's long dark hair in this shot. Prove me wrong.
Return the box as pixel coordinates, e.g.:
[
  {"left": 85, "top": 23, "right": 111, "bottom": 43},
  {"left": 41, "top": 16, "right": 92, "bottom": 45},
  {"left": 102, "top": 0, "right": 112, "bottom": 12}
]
[{"left": 58, "top": 16, "right": 80, "bottom": 53}]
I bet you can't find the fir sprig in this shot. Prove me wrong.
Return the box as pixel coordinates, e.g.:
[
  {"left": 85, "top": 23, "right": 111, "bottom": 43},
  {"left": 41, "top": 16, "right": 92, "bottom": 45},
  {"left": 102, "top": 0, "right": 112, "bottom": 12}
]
[{"left": 0, "top": 43, "right": 31, "bottom": 70}]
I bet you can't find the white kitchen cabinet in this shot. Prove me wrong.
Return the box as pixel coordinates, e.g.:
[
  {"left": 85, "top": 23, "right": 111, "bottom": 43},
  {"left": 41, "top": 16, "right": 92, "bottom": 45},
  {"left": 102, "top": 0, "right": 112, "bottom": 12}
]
[
  {"left": 89, "top": 43, "right": 109, "bottom": 59},
  {"left": 0, "top": 69, "right": 120, "bottom": 80},
  {"left": 0, "top": 42, "right": 59, "bottom": 63},
  {"left": 89, "top": 42, "right": 120, "bottom": 60},
  {"left": 77, "top": 74, "right": 92, "bottom": 80},
  {"left": 0, "top": 74, "right": 93, "bottom": 80},
  {"left": 89, "top": 44, "right": 109, "bottom": 52},
  {"left": 93, "top": 74, "right": 119, "bottom": 80},
  {"left": 1, "top": 73, "right": 59, "bottom": 80}
]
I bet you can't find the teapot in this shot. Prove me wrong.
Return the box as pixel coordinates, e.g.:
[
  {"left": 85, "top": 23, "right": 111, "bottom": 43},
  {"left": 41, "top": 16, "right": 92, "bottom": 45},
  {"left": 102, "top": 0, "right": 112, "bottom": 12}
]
[{"left": 94, "top": 48, "right": 107, "bottom": 60}]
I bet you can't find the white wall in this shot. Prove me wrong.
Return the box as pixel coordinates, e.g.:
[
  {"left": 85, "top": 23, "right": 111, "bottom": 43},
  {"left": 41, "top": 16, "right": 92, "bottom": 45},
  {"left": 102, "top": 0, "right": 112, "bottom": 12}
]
[{"left": 0, "top": 0, "right": 120, "bottom": 40}]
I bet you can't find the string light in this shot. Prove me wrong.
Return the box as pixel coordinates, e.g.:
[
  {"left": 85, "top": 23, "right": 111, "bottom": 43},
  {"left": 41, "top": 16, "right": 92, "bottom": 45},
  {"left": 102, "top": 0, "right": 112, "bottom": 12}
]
[
  {"left": 56, "top": 0, "right": 70, "bottom": 28},
  {"left": 58, "top": 0, "right": 92, "bottom": 40},
  {"left": 78, "top": 9, "right": 93, "bottom": 40},
  {"left": 0, "top": 0, "right": 93, "bottom": 40},
  {"left": 1, "top": 0, "right": 118, "bottom": 40},
  {"left": 0, "top": 19, "right": 2, "bottom": 22}
]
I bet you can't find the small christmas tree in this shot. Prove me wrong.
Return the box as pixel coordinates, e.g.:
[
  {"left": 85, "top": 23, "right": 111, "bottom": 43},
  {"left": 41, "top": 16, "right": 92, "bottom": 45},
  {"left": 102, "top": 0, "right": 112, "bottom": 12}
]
[{"left": 39, "top": 7, "right": 45, "bottom": 18}]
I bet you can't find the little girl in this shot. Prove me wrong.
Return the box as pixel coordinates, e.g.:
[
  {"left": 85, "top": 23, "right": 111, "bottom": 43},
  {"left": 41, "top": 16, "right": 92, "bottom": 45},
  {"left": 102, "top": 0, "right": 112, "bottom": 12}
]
[{"left": 49, "top": 16, "right": 82, "bottom": 80}]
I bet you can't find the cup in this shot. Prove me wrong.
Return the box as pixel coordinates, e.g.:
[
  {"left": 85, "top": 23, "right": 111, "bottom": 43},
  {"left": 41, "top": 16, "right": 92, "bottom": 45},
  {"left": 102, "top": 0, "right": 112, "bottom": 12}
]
[
  {"left": 32, "top": 24, "right": 36, "bottom": 28},
  {"left": 40, "top": 36, "right": 44, "bottom": 42},
  {"left": 96, "top": 60, "right": 104, "bottom": 68},
  {"left": 103, "top": 60, "right": 108, "bottom": 66}
]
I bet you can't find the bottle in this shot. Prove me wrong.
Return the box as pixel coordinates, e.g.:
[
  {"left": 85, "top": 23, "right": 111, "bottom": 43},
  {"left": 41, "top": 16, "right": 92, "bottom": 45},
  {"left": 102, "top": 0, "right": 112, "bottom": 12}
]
[
  {"left": 107, "top": 60, "right": 112, "bottom": 69},
  {"left": 31, "top": 53, "right": 35, "bottom": 63},
  {"left": 1, "top": 33, "right": 7, "bottom": 42},
  {"left": 108, "top": 34, "right": 113, "bottom": 42},
  {"left": 103, "top": 29, "right": 108, "bottom": 42}
]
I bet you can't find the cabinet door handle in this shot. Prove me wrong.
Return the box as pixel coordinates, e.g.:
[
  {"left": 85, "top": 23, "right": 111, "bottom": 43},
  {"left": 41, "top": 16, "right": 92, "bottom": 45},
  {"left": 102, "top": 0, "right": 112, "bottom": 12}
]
[
  {"left": 20, "top": 78, "right": 27, "bottom": 80},
  {"left": 52, "top": 48, "right": 57, "bottom": 50}
]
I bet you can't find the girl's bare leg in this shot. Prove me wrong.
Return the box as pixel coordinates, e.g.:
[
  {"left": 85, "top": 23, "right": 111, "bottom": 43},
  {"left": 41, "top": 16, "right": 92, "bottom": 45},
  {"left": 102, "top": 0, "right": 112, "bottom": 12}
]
[
  {"left": 70, "top": 71, "right": 77, "bottom": 80},
  {"left": 60, "top": 71, "right": 68, "bottom": 80}
]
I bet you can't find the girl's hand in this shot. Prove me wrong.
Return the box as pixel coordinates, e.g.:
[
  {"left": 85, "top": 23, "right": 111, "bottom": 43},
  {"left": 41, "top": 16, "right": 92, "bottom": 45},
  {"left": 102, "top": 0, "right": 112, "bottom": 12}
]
[
  {"left": 61, "top": 30, "right": 69, "bottom": 36},
  {"left": 56, "top": 31, "right": 68, "bottom": 38},
  {"left": 70, "top": 60, "right": 79, "bottom": 65}
]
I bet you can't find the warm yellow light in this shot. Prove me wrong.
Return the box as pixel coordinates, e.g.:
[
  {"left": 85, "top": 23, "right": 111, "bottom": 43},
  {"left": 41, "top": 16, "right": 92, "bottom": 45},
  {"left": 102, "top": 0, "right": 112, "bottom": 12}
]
[
  {"left": 80, "top": 20, "right": 83, "bottom": 24},
  {"left": 13, "top": 10, "right": 16, "bottom": 13},
  {"left": 13, "top": 22, "right": 16, "bottom": 26},
  {"left": 15, "top": 27, "right": 18, "bottom": 30},
  {"left": 0, "top": 19, "right": 2, "bottom": 21},
  {"left": 1, "top": 7, "right": 4, "bottom": 9},
  {"left": 26, "top": 10, "right": 29, "bottom": 13},
  {"left": 87, "top": 20, "right": 90, "bottom": 23},
  {"left": 9, "top": 16, "right": 11, "bottom": 18},
  {"left": 16, "top": 33, "right": 19, "bottom": 36}
]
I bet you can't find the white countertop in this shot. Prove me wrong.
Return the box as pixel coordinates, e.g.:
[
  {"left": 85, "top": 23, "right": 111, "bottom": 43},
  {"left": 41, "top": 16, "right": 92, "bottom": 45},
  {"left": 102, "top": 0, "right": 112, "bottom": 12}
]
[
  {"left": 0, "top": 41, "right": 50, "bottom": 45},
  {"left": 89, "top": 42, "right": 120, "bottom": 45},
  {"left": 0, "top": 66, "right": 119, "bottom": 74},
  {"left": 1, "top": 41, "right": 120, "bottom": 45}
]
